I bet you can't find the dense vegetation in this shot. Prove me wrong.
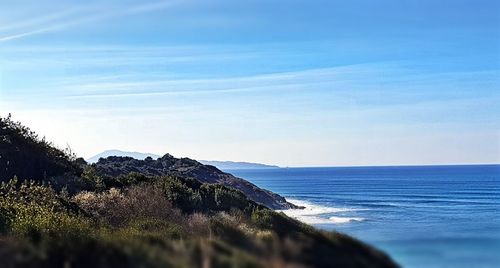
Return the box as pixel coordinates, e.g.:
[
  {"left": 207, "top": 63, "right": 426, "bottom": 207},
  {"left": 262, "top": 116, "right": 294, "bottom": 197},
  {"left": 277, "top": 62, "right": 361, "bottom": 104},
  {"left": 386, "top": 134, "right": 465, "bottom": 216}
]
[
  {"left": 0, "top": 115, "right": 398, "bottom": 267},
  {"left": 0, "top": 114, "right": 82, "bottom": 181},
  {"left": 92, "top": 154, "right": 294, "bottom": 209}
]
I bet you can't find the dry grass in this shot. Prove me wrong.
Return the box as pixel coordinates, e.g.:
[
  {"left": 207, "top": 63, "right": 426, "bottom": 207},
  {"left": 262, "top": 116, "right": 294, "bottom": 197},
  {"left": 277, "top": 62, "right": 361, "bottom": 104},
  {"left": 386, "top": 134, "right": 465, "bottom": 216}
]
[{"left": 74, "top": 184, "right": 182, "bottom": 226}]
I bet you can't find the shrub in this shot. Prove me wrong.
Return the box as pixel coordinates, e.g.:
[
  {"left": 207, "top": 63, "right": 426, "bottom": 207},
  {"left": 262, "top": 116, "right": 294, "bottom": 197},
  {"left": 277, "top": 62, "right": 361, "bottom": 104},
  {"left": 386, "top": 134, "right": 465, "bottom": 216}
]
[
  {"left": 5, "top": 202, "right": 90, "bottom": 237},
  {"left": 74, "top": 184, "right": 181, "bottom": 227},
  {"left": 0, "top": 179, "right": 90, "bottom": 239},
  {"left": 81, "top": 166, "right": 105, "bottom": 190},
  {"left": 157, "top": 176, "right": 261, "bottom": 214},
  {"left": 186, "top": 213, "right": 210, "bottom": 236}
]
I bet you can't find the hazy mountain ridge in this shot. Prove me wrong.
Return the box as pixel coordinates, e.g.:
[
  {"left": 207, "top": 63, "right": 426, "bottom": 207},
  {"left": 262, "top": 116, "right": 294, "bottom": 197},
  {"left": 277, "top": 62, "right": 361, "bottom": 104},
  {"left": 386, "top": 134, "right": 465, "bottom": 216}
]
[{"left": 199, "top": 160, "right": 279, "bottom": 170}]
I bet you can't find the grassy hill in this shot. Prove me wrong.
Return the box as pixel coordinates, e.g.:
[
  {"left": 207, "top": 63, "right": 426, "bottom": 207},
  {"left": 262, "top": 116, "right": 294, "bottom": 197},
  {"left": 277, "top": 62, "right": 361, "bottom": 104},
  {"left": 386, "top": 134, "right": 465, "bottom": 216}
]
[{"left": 0, "top": 115, "right": 398, "bottom": 268}]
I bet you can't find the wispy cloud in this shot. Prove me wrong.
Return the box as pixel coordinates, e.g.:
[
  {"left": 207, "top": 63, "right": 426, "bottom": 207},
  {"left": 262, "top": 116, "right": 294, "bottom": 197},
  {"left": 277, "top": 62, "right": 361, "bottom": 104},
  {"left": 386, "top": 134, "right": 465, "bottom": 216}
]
[
  {"left": 58, "top": 65, "right": 498, "bottom": 98},
  {"left": 0, "top": 1, "right": 180, "bottom": 43},
  {"left": 0, "top": 7, "right": 84, "bottom": 32},
  {"left": 57, "top": 63, "right": 382, "bottom": 96}
]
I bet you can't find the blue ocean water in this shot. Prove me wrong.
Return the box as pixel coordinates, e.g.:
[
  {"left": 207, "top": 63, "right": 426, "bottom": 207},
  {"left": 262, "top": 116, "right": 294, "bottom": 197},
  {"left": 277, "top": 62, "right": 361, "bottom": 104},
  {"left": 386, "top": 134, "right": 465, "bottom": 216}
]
[{"left": 229, "top": 165, "right": 500, "bottom": 268}]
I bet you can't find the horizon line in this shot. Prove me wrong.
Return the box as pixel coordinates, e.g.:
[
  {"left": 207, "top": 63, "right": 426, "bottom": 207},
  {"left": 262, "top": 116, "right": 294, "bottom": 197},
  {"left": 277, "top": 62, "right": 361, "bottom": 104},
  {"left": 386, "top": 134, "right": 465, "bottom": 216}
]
[{"left": 237, "top": 163, "right": 500, "bottom": 169}]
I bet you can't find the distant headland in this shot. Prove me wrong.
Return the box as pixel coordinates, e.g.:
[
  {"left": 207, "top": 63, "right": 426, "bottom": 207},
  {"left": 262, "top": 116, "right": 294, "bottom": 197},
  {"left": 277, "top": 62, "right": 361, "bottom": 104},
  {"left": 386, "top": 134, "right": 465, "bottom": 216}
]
[{"left": 88, "top": 150, "right": 280, "bottom": 170}]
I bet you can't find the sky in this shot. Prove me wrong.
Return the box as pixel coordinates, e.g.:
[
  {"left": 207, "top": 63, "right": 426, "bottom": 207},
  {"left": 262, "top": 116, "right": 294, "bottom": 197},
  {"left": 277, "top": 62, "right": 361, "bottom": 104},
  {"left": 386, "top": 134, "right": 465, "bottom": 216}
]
[{"left": 0, "top": 0, "right": 499, "bottom": 167}]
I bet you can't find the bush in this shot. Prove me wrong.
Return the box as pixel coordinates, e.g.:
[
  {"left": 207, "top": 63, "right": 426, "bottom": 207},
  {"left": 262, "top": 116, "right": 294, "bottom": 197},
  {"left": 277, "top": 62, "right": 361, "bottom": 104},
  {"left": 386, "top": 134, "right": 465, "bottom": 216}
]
[
  {"left": 186, "top": 213, "right": 210, "bottom": 236},
  {"left": 0, "top": 179, "right": 90, "bottom": 239},
  {"left": 74, "top": 184, "right": 181, "bottom": 227},
  {"left": 158, "top": 177, "right": 202, "bottom": 213},
  {"left": 157, "top": 176, "right": 262, "bottom": 214}
]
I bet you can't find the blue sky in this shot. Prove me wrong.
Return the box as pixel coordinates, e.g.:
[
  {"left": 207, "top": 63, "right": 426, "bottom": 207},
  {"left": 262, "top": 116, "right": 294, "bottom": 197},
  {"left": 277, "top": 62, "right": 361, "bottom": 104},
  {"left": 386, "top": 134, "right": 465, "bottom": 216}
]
[{"left": 0, "top": 0, "right": 499, "bottom": 166}]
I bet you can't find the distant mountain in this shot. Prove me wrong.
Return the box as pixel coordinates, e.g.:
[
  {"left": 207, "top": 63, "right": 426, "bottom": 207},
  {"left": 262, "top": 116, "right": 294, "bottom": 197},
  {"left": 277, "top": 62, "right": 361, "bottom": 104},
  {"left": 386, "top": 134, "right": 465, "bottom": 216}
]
[
  {"left": 87, "top": 150, "right": 160, "bottom": 163},
  {"left": 199, "top": 160, "right": 279, "bottom": 170}
]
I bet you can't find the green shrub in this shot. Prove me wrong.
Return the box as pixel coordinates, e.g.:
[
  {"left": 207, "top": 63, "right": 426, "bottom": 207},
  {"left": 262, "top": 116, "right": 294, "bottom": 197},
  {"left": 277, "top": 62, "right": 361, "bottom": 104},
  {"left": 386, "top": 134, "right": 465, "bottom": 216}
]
[
  {"left": 81, "top": 166, "right": 105, "bottom": 190},
  {"left": 158, "top": 177, "right": 202, "bottom": 213},
  {"left": 0, "top": 179, "right": 90, "bottom": 237},
  {"left": 156, "top": 176, "right": 261, "bottom": 214}
]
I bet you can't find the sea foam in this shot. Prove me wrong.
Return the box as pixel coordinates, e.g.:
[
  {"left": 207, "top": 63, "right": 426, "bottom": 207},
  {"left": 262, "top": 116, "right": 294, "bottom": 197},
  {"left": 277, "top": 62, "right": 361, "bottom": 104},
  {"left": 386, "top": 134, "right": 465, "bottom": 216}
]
[{"left": 279, "top": 199, "right": 366, "bottom": 225}]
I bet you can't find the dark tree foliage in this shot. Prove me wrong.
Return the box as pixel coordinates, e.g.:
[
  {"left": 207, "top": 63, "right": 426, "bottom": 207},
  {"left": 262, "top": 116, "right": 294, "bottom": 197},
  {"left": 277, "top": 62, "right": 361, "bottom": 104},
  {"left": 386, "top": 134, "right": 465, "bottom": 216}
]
[
  {"left": 156, "top": 175, "right": 265, "bottom": 214},
  {"left": 0, "top": 115, "right": 82, "bottom": 182}
]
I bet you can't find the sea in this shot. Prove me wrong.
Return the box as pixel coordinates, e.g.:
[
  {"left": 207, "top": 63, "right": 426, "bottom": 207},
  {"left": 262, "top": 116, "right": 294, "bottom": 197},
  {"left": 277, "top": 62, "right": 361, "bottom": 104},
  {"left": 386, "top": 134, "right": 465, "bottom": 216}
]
[{"left": 228, "top": 165, "right": 500, "bottom": 268}]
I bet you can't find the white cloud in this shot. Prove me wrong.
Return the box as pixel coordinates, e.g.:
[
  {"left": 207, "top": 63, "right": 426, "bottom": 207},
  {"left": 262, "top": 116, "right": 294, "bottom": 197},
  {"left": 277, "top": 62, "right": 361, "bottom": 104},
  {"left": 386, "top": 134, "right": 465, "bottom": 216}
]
[{"left": 0, "top": 1, "right": 181, "bottom": 43}]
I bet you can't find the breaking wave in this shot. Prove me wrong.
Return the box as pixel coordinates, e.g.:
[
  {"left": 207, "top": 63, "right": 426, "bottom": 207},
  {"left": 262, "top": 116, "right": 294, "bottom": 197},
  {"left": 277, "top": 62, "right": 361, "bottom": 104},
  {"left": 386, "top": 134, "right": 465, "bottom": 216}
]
[{"left": 279, "top": 199, "right": 366, "bottom": 225}]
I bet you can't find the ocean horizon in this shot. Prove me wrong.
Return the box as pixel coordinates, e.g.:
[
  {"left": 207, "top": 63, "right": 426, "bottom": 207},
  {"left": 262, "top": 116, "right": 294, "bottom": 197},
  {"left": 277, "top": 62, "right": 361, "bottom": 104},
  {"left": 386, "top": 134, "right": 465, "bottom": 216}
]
[{"left": 229, "top": 164, "right": 500, "bottom": 268}]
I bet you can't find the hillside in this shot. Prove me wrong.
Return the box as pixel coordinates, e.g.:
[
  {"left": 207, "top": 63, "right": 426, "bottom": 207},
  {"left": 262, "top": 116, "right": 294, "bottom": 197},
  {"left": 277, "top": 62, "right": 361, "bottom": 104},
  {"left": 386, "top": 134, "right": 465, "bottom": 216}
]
[
  {"left": 0, "top": 115, "right": 83, "bottom": 181},
  {"left": 0, "top": 115, "right": 398, "bottom": 268},
  {"left": 93, "top": 155, "right": 293, "bottom": 209}
]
